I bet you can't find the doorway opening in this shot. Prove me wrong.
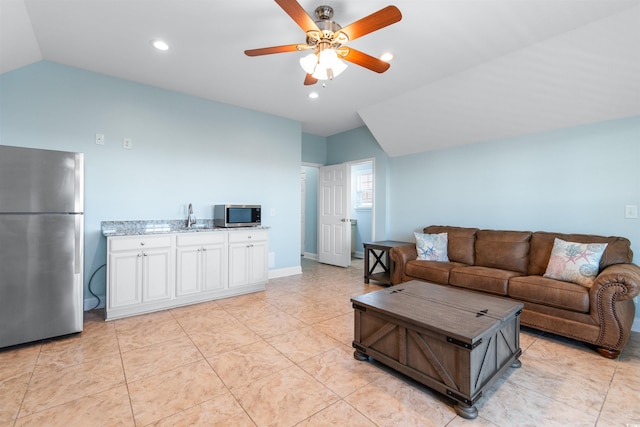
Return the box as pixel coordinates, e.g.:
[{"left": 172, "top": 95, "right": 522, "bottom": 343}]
[{"left": 301, "top": 159, "right": 374, "bottom": 265}]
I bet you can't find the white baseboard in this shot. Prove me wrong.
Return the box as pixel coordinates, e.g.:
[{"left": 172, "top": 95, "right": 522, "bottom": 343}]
[
  {"left": 303, "top": 252, "right": 318, "bottom": 260},
  {"left": 354, "top": 250, "right": 364, "bottom": 259},
  {"left": 268, "top": 266, "right": 302, "bottom": 279}
]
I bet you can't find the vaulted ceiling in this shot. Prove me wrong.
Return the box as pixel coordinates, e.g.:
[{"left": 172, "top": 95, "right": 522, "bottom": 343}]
[{"left": 2, "top": 0, "right": 639, "bottom": 156}]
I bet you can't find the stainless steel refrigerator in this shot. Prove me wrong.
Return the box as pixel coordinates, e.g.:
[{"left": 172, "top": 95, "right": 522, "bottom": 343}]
[{"left": 0, "top": 145, "right": 84, "bottom": 348}]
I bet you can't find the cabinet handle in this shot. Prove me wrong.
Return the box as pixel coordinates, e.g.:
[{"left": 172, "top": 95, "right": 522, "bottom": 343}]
[
  {"left": 248, "top": 235, "right": 252, "bottom": 239},
  {"left": 140, "top": 242, "right": 145, "bottom": 246},
  {"left": 203, "top": 248, "right": 207, "bottom": 251},
  {"left": 143, "top": 253, "right": 148, "bottom": 257},
  {"left": 137, "top": 253, "right": 142, "bottom": 257}
]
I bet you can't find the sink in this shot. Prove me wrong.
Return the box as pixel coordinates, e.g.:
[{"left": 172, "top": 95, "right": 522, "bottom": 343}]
[{"left": 180, "top": 224, "right": 214, "bottom": 232}]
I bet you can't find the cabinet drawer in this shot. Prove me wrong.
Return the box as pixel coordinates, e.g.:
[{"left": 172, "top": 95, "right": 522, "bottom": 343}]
[
  {"left": 228, "top": 230, "right": 268, "bottom": 243},
  {"left": 176, "top": 232, "right": 226, "bottom": 246},
  {"left": 109, "top": 235, "right": 173, "bottom": 251}
]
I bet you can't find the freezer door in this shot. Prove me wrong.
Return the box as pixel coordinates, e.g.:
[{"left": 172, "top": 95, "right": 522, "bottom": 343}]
[
  {"left": 0, "top": 214, "right": 83, "bottom": 348},
  {"left": 0, "top": 145, "right": 84, "bottom": 213}
]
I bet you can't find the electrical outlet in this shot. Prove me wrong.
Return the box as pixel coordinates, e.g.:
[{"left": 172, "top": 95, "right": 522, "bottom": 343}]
[
  {"left": 123, "top": 138, "right": 133, "bottom": 149},
  {"left": 624, "top": 205, "right": 638, "bottom": 219},
  {"left": 95, "top": 134, "right": 105, "bottom": 145}
]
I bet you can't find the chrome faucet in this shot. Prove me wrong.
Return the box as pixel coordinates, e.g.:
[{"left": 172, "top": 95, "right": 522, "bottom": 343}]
[{"left": 186, "top": 203, "right": 197, "bottom": 228}]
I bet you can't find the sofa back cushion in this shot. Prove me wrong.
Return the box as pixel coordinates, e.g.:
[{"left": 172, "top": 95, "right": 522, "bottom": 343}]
[
  {"left": 474, "top": 230, "right": 532, "bottom": 274},
  {"left": 424, "top": 225, "right": 478, "bottom": 265},
  {"left": 528, "top": 232, "right": 633, "bottom": 276}
]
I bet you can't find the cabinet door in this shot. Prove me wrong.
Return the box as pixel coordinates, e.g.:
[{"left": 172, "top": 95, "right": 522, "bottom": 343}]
[
  {"left": 142, "top": 248, "right": 172, "bottom": 302},
  {"left": 202, "top": 243, "right": 226, "bottom": 291},
  {"left": 109, "top": 251, "right": 142, "bottom": 308},
  {"left": 248, "top": 240, "right": 269, "bottom": 284},
  {"left": 228, "top": 243, "right": 249, "bottom": 288},
  {"left": 176, "top": 246, "right": 202, "bottom": 296}
]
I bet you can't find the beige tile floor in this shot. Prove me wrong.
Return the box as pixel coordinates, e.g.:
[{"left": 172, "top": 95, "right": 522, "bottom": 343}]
[{"left": 1, "top": 258, "right": 639, "bottom": 427}]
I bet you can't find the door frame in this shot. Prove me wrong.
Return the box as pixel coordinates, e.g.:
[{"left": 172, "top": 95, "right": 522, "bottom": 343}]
[{"left": 300, "top": 158, "right": 376, "bottom": 264}]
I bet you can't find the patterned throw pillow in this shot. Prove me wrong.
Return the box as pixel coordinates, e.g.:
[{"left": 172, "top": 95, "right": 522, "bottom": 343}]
[
  {"left": 414, "top": 232, "right": 449, "bottom": 262},
  {"left": 543, "top": 238, "right": 608, "bottom": 287}
]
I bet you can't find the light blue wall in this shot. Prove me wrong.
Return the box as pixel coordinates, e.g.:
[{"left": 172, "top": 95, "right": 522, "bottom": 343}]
[
  {"left": 302, "top": 133, "right": 327, "bottom": 164},
  {"left": 387, "top": 117, "right": 640, "bottom": 256},
  {"left": 0, "top": 61, "right": 302, "bottom": 308},
  {"left": 327, "top": 127, "right": 389, "bottom": 242}
]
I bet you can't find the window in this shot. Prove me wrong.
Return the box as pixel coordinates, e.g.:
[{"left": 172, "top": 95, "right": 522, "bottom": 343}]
[{"left": 355, "top": 170, "right": 373, "bottom": 209}]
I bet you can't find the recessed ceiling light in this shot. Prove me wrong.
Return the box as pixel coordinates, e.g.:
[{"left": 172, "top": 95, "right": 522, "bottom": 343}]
[
  {"left": 151, "top": 40, "right": 169, "bottom": 51},
  {"left": 380, "top": 52, "right": 394, "bottom": 62},
  {"left": 308, "top": 92, "right": 319, "bottom": 99}
]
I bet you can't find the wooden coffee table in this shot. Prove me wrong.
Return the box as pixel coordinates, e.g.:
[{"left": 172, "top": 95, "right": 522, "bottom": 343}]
[{"left": 351, "top": 281, "right": 523, "bottom": 419}]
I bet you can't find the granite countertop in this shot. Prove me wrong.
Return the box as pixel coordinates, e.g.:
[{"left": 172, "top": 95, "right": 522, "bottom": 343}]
[{"left": 101, "top": 219, "right": 268, "bottom": 237}]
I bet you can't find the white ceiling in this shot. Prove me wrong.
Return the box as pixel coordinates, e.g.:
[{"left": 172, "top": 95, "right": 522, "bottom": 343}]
[{"left": 1, "top": 0, "right": 639, "bottom": 157}]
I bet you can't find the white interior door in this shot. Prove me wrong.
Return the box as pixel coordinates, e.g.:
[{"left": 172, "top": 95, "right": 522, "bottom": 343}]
[{"left": 318, "top": 164, "right": 351, "bottom": 267}]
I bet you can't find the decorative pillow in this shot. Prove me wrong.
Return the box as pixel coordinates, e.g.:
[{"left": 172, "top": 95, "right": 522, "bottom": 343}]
[
  {"left": 543, "top": 238, "right": 608, "bottom": 287},
  {"left": 414, "top": 232, "right": 449, "bottom": 262}
]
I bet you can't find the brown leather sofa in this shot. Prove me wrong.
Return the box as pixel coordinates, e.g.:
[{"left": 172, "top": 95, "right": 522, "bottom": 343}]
[{"left": 390, "top": 225, "right": 640, "bottom": 358}]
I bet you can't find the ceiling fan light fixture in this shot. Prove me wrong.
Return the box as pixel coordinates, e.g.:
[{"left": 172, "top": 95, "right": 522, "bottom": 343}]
[{"left": 310, "top": 49, "right": 347, "bottom": 80}]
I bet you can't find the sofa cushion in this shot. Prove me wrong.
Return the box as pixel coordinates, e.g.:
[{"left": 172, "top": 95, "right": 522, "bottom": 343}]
[
  {"left": 509, "top": 275, "right": 589, "bottom": 313},
  {"left": 424, "top": 226, "right": 478, "bottom": 265},
  {"left": 449, "top": 266, "right": 524, "bottom": 296},
  {"left": 528, "top": 231, "right": 633, "bottom": 276},
  {"left": 414, "top": 232, "right": 449, "bottom": 261},
  {"left": 474, "top": 230, "right": 531, "bottom": 274},
  {"left": 405, "top": 260, "right": 466, "bottom": 284},
  {"left": 543, "top": 238, "right": 608, "bottom": 287}
]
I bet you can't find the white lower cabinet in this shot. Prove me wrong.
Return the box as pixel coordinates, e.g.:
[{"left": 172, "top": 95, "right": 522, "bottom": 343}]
[
  {"left": 107, "top": 235, "right": 173, "bottom": 312},
  {"left": 229, "top": 230, "right": 269, "bottom": 288},
  {"left": 106, "top": 229, "right": 267, "bottom": 320},
  {"left": 176, "top": 233, "right": 227, "bottom": 296}
]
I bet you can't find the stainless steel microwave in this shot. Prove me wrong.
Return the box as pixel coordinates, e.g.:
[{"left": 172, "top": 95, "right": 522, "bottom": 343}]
[{"left": 214, "top": 204, "right": 261, "bottom": 227}]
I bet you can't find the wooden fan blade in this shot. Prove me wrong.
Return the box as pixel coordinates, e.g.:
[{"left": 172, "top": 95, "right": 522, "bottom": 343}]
[
  {"left": 275, "top": 0, "right": 320, "bottom": 32},
  {"left": 341, "top": 48, "right": 391, "bottom": 73},
  {"left": 244, "top": 44, "right": 302, "bottom": 56},
  {"left": 304, "top": 74, "right": 318, "bottom": 85},
  {"left": 338, "top": 6, "right": 402, "bottom": 42}
]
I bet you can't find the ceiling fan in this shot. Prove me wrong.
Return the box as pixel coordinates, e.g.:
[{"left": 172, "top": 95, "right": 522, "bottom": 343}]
[{"left": 244, "top": 0, "right": 402, "bottom": 85}]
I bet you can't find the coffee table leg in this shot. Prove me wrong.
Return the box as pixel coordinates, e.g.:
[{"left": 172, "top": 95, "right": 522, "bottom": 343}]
[
  {"left": 455, "top": 403, "right": 478, "bottom": 420},
  {"left": 353, "top": 350, "right": 368, "bottom": 361}
]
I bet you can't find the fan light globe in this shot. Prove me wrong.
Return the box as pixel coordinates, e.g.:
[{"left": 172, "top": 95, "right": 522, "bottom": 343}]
[
  {"left": 300, "top": 53, "right": 318, "bottom": 75},
  {"left": 300, "top": 49, "right": 347, "bottom": 80}
]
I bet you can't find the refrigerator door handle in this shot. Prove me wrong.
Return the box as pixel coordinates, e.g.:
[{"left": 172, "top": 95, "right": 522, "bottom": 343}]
[
  {"left": 75, "top": 152, "right": 85, "bottom": 214},
  {"left": 75, "top": 214, "right": 84, "bottom": 275}
]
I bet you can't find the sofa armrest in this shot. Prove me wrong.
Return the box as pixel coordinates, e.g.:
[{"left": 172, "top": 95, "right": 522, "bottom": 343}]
[
  {"left": 591, "top": 263, "right": 640, "bottom": 301},
  {"left": 389, "top": 245, "right": 417, "bottom": 285},
  {"left": 589, "top": 263, "right": 640, "bottom": 352}
]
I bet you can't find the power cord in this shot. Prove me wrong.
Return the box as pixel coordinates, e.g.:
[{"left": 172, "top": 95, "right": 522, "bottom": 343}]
[{"left": 88, "top": 264, "right": 106, "bottom": 311}]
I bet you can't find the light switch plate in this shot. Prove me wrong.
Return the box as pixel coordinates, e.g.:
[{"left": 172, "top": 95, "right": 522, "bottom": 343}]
[
  {"left": 624, "top": 205, "right": 638, "bottom": 219},
  {"left": 123, "top": 138, "right": 133, "bottom": 149}
]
